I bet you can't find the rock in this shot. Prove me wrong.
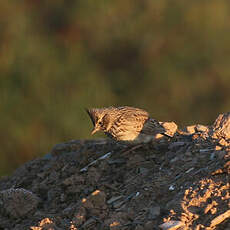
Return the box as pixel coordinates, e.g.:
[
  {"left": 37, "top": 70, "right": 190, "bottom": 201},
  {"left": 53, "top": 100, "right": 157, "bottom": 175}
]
[
  {"left": 184, "top": 124, "right": 208, "bottom": 134},
  {"left": 144, "top": 221, "right": 155, "bottom": 230},
  {"left": 216, "top": 150, "right": 226, "bottom": 160},
  {"left": 51, "top": 143, "right": 71, "bottom": 155},
  {"left": 104, "top": 212, "right": 129, "bottom": 229},
  {"left": 219, "top": 138, "right": 229, "bottom": 146},
  {"left": 204, "top": 201, "right": 218, "bottom": 214},
  {"left": 1, "top": 125, "right": 230, "bottom": 230},
  {"left": 160, "top": 121, "right": 178, "bottom": 137},
  {"left": 215, "top": 145, "right": 222, "bottom": 150},
  {"left": 81, "top": 217, "right": 97, "bottom": 229},
  {"left": 62, "top": 174, "right": 85, "bottom": 186},
  {"left": 51, "top": 140, "right": 84, "bottom": 155},
  {"left": 209, "top": 210, "right": 230, "bottom": 227},
  {"left": 0, "top": 188, "right": 39, "bottom": 218},
  {"left": 199, "top": 149, "right": 212, "bottom": 153},
  {"left": 71, "top": 207, "right": 87, "bottom": 226},
  {"left": 211, "top": 112, "right": 230, "bottom": 139},
  {"left": 62, "top": 205, "right": 75, "bottom": 217},
  {"left": 113, "top": 200, "right": 126, "bottom": 209},
  {"left": 186, "top": 125, "right": 196, "bottom": 134},
  {"left": 109, "top": 221, "right": 121, "bottom": 230},
  {"left": 195, "top": 124, "right": 209, "bottom": 132},
  {"left": 168, "top": 142, "right": 185, "bottom": 150},
  {"left": 187, "top": 206, "right": 201, "bottom": 215},
  {"left": 135, "top": 225, "right": 144, "bottom": 230},
  {"left": 139, "top": 167, "right": 149, "bottom": 176},
  {"left": 82, "top": 190, "right": 106, "bottom": 208},
  {"left": 81, "top": 189, "right": 107, "bottom": 218},
  {"left": 159, "top": 221, "right": 184, "bottom": 230},
  {"left": 30, "top": 218, "right": 59, "bottom": 230},
  {"left": 107, "top": 196, "right": 123, "bottom": 205},
  {"left": 148, "top": 205, "right": 161, "bottom": 219}
]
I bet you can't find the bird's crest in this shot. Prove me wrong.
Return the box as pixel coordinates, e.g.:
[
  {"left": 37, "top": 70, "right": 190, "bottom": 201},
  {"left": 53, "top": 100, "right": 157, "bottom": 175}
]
[{"left": 85, "top": 108, "right": 98, "bottom": 126}]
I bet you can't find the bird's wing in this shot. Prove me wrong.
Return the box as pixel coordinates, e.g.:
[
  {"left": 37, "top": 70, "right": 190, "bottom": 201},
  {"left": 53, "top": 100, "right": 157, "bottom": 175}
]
[
  {"left": 140, "top": 118, "right": 166, "bottom": 135},
  {"left": 114, "top": 110, "right": 149, "bottom": 133}
]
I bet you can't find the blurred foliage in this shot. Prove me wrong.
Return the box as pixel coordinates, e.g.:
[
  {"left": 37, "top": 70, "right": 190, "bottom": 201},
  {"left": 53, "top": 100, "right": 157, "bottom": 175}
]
[{"left": 1, "top": 0, "right": 230, "bottom": 175}]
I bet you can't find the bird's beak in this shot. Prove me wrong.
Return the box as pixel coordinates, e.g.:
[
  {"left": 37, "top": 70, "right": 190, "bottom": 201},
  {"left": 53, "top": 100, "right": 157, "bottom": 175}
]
[{"left": 91, "top": 126, "right": 99, "bottom": 135}]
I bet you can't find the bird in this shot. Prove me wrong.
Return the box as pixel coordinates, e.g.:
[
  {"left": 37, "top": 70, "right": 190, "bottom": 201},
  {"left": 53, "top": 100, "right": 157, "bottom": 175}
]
[{"left": 86, "top": 106, "right": 169, "bottom": 144}]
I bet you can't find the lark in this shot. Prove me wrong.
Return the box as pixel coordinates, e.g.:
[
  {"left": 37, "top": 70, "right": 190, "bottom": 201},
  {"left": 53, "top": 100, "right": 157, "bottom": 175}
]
[{"left": 86, "top": 106, "right": 168, "bottom": 144}]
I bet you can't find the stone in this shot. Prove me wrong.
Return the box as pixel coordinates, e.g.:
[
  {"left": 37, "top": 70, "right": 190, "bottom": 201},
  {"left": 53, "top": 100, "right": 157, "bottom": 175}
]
[
  {"left": 159, "top": 221, "right": 184, "bottom": 230},
  {"left": 148, "top": 206, "right": 161, "bottom": 219},
  {"left": 186, "top": 125, "right": 196, "bottom": 134},
  {"left": 160, "top": 121, "right": 178, "bottom": 137},
  {"left": 144, "top": 221, "right": 155, "bottom": 230},
  {"left": 195, "top": 124, "right": 209, "bottom": 132},
  {"left": 210, "top": 210, "right": 230, "bottom": 227},
  {"left": 168, "top": 142, "right": 185, "bottom": 150},
  {"left": 0, "top": 188, "right": 39, "bottom": 218},
  {"left": 211, "top": 112, "right": 230, "bottom": 139},
  {"left": 135, "top": 225, "right": 144, "bottom": 230},
  {"left": 107, "top": 196, "right": 123, "bottom": 205}
]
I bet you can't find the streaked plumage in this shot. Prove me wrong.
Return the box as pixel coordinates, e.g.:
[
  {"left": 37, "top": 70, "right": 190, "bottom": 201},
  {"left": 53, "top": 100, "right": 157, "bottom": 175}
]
[{"left": 86, "top": 106, "right": 167, "bottom": 143}]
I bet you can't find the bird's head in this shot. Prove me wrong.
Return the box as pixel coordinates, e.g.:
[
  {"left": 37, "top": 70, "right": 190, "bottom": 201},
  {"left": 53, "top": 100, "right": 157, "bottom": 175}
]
[{"left": 86, "top": 108, "right": 111, "bottom": 135}]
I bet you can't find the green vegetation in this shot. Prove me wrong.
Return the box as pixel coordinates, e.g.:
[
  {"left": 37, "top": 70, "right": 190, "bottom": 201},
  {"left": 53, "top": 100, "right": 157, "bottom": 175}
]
[{"left": 1, "top": 1, "right": 230, "bottom": 175}]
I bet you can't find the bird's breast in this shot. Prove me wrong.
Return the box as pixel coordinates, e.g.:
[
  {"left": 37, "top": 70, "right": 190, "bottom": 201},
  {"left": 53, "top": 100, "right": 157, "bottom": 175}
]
[{"left": 107, "top": 128, "right": 140, "bottom": 141}]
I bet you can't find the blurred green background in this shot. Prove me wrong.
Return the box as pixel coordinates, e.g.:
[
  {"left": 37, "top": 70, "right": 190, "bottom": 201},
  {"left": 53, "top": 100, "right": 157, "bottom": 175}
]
[{"left": 1, "top": 0, "right": 230, "bottom": 175}]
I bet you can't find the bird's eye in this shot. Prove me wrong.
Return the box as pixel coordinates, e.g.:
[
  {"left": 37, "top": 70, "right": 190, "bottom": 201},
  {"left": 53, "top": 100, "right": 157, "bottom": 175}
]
[{"left": 98, "top": 121, "right": 103, "bottom": 126}]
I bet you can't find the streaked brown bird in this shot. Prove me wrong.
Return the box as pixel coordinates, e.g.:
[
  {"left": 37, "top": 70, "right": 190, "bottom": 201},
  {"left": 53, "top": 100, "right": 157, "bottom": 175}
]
[{"left": 86, "top": 106, "right": 168, "bottom": 144}]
